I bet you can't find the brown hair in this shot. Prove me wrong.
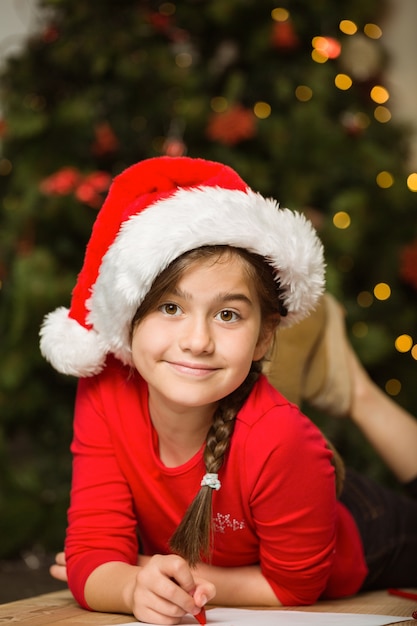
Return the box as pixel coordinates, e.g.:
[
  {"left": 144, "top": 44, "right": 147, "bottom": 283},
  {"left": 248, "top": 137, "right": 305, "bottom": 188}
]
[{"left": 131, "top": 246, "right": 283, "bottom": 565}]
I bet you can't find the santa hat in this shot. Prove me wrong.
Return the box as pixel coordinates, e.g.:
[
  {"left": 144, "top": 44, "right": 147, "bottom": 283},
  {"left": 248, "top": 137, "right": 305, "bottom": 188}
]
[{"left": 40, "top": 156, "right": 325, "bottom": 377}]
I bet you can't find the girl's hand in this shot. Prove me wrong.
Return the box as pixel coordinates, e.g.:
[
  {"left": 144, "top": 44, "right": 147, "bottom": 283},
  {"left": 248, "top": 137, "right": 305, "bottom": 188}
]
[
  {"left": 50, "top": 551, "right": 68, "bottom": 582},
  {"left": 129, "top": 554, "right": 215, "bottom": 624}
]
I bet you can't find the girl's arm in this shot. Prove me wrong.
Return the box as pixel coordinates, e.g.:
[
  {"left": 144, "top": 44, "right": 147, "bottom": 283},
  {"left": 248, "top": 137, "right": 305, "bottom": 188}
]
[{"left": 194, "top": 562, "right": 280, "bottom": 607}]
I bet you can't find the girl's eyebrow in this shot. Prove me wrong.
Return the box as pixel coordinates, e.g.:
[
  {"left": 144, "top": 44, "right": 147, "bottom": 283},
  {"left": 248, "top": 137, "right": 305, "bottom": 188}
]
[{"left": 170, "top": 287, "right": 254, "bottom": 307}]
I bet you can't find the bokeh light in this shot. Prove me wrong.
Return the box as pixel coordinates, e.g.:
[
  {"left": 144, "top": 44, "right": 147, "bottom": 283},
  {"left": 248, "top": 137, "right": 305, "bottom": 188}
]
[
  {"left": 373, "top": 282, "right": 391, "bottom": 300},
  {"left": 395, "top": 334, "right": 413, "bottom": 353}
]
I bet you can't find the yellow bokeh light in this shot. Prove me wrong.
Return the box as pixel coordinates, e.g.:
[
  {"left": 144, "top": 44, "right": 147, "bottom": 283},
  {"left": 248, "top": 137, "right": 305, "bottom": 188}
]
[
  {"left": 376, "top": 171, "right": 394, "bottom": 188},
  {"left": 271, "top": 7, "right": 289, "bottom": 22},
  {"left": 295, "top": 85, "right": 313, "bottom": 102},
  {"left": 407, "top": 173, "right": 417, "bottom": 192},
  {"left": 373, "top": 282, "right": 391, "bottom": 301},
  {"left": 370, "top": 85, "right": 389, "bottom": 104},
  {"left": 311, "top": 49, "right": 328, "bottom": 63},
  {"left": 357, "top": 291, "right": 373, "bottom": 308},
  {"left": 333, "top": 211, "right": 351, "bottom": 229},
  {"left": 254, "top": 101, "right": 271, "bottom": 119},
  {"left": 374, "top": 106, "right": 391, "bottom": 123},
  {"left": 385, "top": 379, "right": 401, "bottom": 396},
  {"left": 339, "top": 20, "right": 357, "bottom": 35},
  {"left": 352, "top": 321, "right": 368, "bottom": 338},
  {"left": 0, "top": 158, "right": 12, "bottom": 176},
  {"left": 395, "top": 334, "right": 413, "bottom": 353},
  {"left": 175, "top": 52, "right": 192, "bottom": 68},
  {"left": 364, "top": 23, "right": 382, "bottom": 39},
  {"left": 411, "top": 345, "right": 417, "bottom": 361},
  {"left": 211, "top": 96, "right": 228, "bottom": 113},
  {"left": 335, "top": 73, "right": 352, "bottom": 90}
]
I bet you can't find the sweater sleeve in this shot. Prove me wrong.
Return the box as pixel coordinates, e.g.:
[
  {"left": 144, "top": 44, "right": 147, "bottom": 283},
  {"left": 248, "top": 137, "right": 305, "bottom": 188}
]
[
  {"left": 65, "top": 374, "right": 139, "bottom": 609},
  {"left": 241, "top": 395, "right": 339, "bottom": 606}
]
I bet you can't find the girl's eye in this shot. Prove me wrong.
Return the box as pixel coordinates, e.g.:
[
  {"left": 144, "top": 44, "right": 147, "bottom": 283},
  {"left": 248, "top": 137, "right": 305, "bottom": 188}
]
[
  {"left": 216, "top": 309, "right": 239, "bottom": 322},
  {"left": 159, "top": 303, "right": 181, "bottom": 316}
]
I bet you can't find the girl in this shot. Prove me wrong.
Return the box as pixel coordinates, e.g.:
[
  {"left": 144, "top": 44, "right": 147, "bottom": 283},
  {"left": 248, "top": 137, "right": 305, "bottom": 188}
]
[{"left": 40, "top": 157, "right": 417, "bottom": 624}]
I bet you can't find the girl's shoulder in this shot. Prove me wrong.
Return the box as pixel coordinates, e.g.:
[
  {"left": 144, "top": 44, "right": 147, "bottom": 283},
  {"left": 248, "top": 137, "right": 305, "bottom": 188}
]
[
  {"left": 238, "top": 373, "right": 301, "bottom": 425},
  {"left": 236, "top": 374, "right": 325, "bottom": 448}
]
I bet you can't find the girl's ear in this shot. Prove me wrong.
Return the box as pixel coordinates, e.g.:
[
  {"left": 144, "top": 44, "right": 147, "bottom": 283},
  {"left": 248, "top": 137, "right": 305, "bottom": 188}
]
[{"left": 253, "top": 314, "right": 281, "bottom": 361}]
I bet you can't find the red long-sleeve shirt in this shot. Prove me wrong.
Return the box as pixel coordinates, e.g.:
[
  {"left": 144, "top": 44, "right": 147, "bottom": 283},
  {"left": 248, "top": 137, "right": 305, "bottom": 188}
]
[{"left": 65, "top": 357, "right": 367, "bottom": 608}]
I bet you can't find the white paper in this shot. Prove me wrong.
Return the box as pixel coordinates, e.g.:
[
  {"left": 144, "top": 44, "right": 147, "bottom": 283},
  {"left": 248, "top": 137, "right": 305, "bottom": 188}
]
[{"left": 107, "top": 606, "right": 411, "bottom": 625}]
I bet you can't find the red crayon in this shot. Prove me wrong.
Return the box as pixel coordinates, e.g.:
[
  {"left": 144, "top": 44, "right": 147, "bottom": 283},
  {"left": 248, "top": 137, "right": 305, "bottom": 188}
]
[{"left": 195, "top": 607, "right": 206, "bottom": 625}]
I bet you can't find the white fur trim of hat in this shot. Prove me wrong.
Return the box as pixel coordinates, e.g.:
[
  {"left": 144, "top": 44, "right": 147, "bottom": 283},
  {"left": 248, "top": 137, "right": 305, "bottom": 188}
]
[{"left": 40, "top": 156, "right": 325, "bottom": 377}]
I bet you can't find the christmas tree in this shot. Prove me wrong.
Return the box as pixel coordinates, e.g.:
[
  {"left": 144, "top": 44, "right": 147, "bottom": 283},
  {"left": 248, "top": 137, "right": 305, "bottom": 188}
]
[{"left": 1, "top": 0, "right": 416, "bottom": 557}]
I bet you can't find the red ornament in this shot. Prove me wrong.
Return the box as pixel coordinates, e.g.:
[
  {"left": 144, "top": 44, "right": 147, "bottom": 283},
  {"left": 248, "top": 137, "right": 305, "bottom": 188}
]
[
  {"left": 271, "top": 20, "right": 299, "bottom": 51},
  {"left": 163, "top": 137, "right": 186, "bottom": 157},
  {"left": 92, "top": 122, "right": 119, "bottom": 157},
  {"left": 399, "top": 239, "right": 417, "bottom": 290},
  {"left": 75, "top": 171, "right": 112, "bottom": 208},
  {"left": 39, "top": 167, "right": 81, "bottom": 195},
  {"left": 42, "top": 24, "right": 59, "bottom": 44},
  {"left": 206, "top": 105, "right": 256, "bottom": 146},
  {"left": 148, "top": 12, "right": 172, "bottom": 34}
]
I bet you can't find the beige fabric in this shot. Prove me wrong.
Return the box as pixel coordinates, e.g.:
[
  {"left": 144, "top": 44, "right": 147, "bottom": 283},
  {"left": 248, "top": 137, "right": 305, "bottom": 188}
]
[{"left": 264, "top": 293, "right": 352, "bottom": 417}]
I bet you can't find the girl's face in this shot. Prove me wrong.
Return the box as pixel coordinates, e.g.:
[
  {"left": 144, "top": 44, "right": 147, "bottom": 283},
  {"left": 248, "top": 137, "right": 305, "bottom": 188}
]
[{"left": 131, "top": 253, "right": 275, "bottom": 417}]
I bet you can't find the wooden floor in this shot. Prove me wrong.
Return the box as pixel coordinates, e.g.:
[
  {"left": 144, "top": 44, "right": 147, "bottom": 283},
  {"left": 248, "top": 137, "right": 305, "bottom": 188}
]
[{"left": 0, "top": 588, "right": 416, "bottom": 625}]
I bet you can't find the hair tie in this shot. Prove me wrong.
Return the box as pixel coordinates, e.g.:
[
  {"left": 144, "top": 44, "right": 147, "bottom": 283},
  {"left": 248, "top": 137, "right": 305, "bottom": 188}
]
[{"left": 201, "top": 473, "right": 221, "bottom": 491}]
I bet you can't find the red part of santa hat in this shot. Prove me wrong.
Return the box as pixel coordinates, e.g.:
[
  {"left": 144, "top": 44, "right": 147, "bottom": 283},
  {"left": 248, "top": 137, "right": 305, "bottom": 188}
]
[{"left": 40, "top": 156, "right": 325, "bottom": 377}]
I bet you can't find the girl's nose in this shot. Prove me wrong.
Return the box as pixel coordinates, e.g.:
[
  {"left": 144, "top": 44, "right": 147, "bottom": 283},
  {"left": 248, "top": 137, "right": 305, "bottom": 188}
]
[{"left": 179, "top": 316, "right": 214, "bottom": 354}]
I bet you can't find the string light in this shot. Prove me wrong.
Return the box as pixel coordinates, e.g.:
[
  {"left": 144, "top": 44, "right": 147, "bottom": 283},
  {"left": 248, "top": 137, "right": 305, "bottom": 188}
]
[
  {"left": 0, "top": 158, "right": 12, "bottom": 176},
  {"left": 376, "top": 171, "right": 394, "bottom": 188},
  {"left": 339, "top": 20, "right": 357, "bottom": 35},
  {"left": 373, "top": 282, "right": 391, "bottom": 300},
  {"left": 411, "top": 345, "right": 417, "bottom": 361},
  {"left": 311, "top": 49, "right": 327, "bottom": 64},
  {"left": 395, "top": 334, "right": 413, "bottom": 353},
  {"left": 335, "top": 73, "right": 352, "bottom": 90},
  {"left": 295, "top": 85, "right": 313, "bottom": 102},
  {"left": 385, "top": 379, "right": 401, "bottom": 396},
  {"left": 175, "top": 52, "right": 192, "bottom": 68},
  {"left": 394, "top": 335, "right": 413, "bottom": 352},
  {"left": 271, "top": 7, "right": 289, "bottom": 22},
  {"left": 374, "top": 106, "right": 391, "bottom": 123},
  {"left": 370, "top": 85, "right": 389, "bottom": 104},
  {"left": 364, "top": 23, "right": 382, "bottom": 39},
  {"left": 357, "top": 291, "right": 373, "bottom": 307},
  {"left": 254, "top": 102, "right": 271, "bottom": 119},
  {"left": 406, "top": 173, "right": 417, "bottom": 192},
  {"left": 333, "top": 211, "right": 351, "bottom": 229}
]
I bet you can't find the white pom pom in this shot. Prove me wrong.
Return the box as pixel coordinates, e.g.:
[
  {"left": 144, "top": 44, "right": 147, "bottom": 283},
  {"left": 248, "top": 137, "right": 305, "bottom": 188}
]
[{"left": 39, "top": 307, "right": 107, "bottom": 377}]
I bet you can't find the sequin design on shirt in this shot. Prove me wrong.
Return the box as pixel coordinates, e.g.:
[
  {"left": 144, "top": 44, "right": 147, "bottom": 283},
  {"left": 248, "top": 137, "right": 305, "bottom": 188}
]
[{"left": 213, "top": 512, "right": 246, "bottom": 533}]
